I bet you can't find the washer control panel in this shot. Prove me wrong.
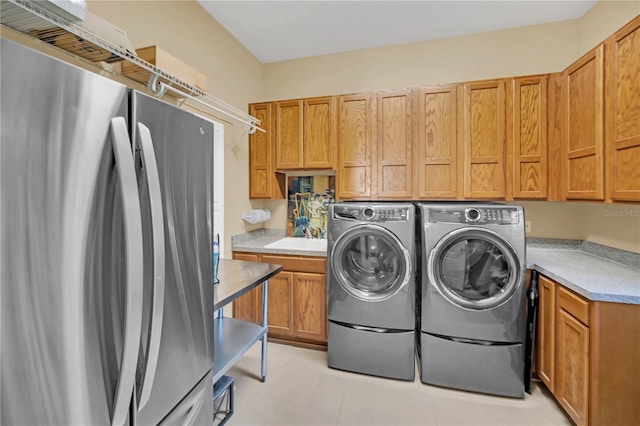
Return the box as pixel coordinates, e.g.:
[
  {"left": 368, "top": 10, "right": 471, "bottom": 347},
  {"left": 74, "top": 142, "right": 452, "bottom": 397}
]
[
  {"left": 333, "top": 205, "right": 411, "bottom": 222},
  {"left": 429, "top": 206, "right": 520, "bottom": 224}
]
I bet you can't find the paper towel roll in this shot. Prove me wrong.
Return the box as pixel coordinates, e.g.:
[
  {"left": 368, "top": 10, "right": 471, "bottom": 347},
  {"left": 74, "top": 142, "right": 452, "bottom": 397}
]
[{"left": 241, "top": 209, "right": 271, "bottom": 224}]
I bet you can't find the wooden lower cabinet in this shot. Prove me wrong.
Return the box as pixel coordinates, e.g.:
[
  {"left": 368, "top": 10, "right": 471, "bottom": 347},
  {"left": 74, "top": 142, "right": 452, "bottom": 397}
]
[
  {"left": 233, "top": 252, "right": 327, "bottom": 349},
  {"left": 556, "top": 309, "right": 590, "bottom": 426},
  {"left": 534, "top": 272, "right": 640, "bottom": 426},
  {"left": 231, "top": 252, "right": 262, "bottom": 323},
  {"left": 292, "top": 272, "right": 327, "bottom": 343},
  {"left": 536, "top": 275, "right": 556, "bottom": 391},
  {"left": 267, "top": 272, "right": 294, "bottom": 336}
]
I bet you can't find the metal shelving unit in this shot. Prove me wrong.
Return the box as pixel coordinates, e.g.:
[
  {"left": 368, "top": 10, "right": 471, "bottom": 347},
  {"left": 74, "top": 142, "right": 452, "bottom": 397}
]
[{"left": 0, "top": 0, "right": 264, "bottom": 133}]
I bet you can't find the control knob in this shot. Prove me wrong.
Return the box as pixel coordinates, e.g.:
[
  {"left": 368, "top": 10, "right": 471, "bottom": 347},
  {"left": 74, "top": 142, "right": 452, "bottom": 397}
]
[
  {"left": 363, "top": 207, "right": 375, "bottom": 220},
  {"left": 465, "top": 208, "right": 481, "bottom": 222}
]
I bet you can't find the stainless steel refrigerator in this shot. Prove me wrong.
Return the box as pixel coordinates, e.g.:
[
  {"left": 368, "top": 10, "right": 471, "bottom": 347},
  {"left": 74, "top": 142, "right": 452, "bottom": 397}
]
[{"left": 1, "top": 38, "right": 214, "bottom": 425}]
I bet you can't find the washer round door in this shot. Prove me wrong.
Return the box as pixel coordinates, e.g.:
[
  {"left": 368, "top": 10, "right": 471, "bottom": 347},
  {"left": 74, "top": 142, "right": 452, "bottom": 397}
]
[
  {"left": 427, "top": 227, "right": 522, "bottom": 310},
  {"left": 331, "top": 224, "right": 411, "bottom": 302}
]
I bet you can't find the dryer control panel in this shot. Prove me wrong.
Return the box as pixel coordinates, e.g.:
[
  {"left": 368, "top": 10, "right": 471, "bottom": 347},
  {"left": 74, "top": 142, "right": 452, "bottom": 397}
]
[
  {"left": 333, "top": 205, "right": 411, "bottom": 222},
  {"left": 429, "top": 207, "right": 520, "bottom": 224}
]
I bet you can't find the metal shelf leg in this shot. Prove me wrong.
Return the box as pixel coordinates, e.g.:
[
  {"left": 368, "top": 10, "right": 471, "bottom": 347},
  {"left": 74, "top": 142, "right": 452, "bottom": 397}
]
[{"left": 260, "top": 279, "right": 268, "bottom": 382}]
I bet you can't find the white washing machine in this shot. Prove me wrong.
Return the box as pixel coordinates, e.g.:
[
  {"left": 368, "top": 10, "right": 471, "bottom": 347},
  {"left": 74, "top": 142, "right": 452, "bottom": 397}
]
[
  {"left": 327, "top": 203, "right": 416, "bottom": 381},
  {"left": 417, "top": 203, "right": 526, "bottom": 398}
]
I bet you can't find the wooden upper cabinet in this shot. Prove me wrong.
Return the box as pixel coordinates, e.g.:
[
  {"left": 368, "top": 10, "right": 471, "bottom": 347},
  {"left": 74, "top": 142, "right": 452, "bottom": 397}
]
[
  {"left": 507, "top": 75, "right": 548, "bottom": 199},
  {"left": 304, "top": 97, "right": 336, "bottom": 169},
  {"left": 414, "top": 85, "right": 459, "bottom": 199},
  {"left": 337, "top": 93, "right": 376, "bottom": 199},
  {"left": 249, "top": 103, "right": 285, "bottom": 200},
  {"left": 376, "top": 90, "right": 413, "bottom": 199},
  {"left": 563, "top": 44, "right": 604, "bottom": 200},
  {"left": 459, "top": 79, "right": 507, "bottom": 199},
  {"left": 275, "top": 97, "right": 336, "bottom": 170},
  {"left": 605, "top": 15, "right": 640, "bottom": 202},
  {"left": 547, "top": 72, "right": 564, "bottom": 201},
  {"left": 275, "top": 100, "right": 304, "bottom": 169}
]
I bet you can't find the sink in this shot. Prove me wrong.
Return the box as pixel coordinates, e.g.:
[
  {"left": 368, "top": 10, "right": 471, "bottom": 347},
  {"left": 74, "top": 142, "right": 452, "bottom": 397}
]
[{"left": 264, "top": 237, "right": 327, "bottom": 252}]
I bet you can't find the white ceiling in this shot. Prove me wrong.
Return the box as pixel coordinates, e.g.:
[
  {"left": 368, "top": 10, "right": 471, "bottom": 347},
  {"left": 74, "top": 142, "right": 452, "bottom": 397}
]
[{"left": 198, "top": 1, "right": 597, "bottom": 63}]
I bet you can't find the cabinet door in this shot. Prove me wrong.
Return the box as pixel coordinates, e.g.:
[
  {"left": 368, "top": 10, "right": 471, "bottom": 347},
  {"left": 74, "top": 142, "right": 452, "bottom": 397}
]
[
  {"left": 266, "top": 271, "right": 294, "bottom": 337},
  {"left": 605, "top": 16, "right": 640, "bottom": 202},
  {"left": 293, "top": 273, "right": 327, "bottom": 343},
  {"left": 249, "top": 103, "right": 283, "bottom": 199},
  {"left": 337, "top": 93, "right": 376, "bottom": 199},
  {"left": 414, "top": 85, "right": 458, "bottom": 199},
  {"left": 556, "top": 309, "right": 590, "bottom": 426},
  {"left": 547, "top": 73, "right": 565, "bottom": 201},
  {"left": 376, "top": 90, "right": 413, "bottom": 198},
  {"left": 564, "top": 44, "right": 604, "bottom": 200},
  {"left": 508, "top": 76, "right": 548, "bottom": 199},
  {"left": 232, "top": 253, "right": 261, "bottom": 323},
  {"left": 459, "top": 80, "right": 507, "bottom": 199},
  {"left": 536, "top": 275, "right": 556, "bottom": 392},
  {"left": 275, "top": 100, "right": 303, "bottom": 169},
  {"left": 304, "top": 96, "right": 336, "bottom": 169},
  {"left": 248, "top": 103, "right": 269, "bottom": 198}
]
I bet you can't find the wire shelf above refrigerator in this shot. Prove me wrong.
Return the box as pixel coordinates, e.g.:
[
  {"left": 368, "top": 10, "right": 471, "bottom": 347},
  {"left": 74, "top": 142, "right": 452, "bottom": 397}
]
[{"left": 0, "top": 0, "right": 264, "bottom": 133}]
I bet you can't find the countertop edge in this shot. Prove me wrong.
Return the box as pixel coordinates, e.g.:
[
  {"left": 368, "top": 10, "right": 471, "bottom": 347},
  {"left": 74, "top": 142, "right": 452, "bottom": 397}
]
[
  {"left": 214, "top": 259, "right": 284, "bottom": 310},
  {"left": 528, "top": 262, "right": 640, "bottom": 305}
]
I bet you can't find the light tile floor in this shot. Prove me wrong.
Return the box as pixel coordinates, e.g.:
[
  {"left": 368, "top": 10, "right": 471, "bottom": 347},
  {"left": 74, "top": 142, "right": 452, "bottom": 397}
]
[{"left": 222, "top": 343, "right": 571, "bottom": 426}]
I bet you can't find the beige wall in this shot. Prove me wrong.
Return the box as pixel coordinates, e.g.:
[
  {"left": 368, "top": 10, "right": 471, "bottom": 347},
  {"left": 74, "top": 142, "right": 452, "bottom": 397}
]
[
  {"left": 578, "top": 0, "right": 640, "bottom": 56},
  {"left": 261, "top": 21, "right": 579, "bottom": 101}
]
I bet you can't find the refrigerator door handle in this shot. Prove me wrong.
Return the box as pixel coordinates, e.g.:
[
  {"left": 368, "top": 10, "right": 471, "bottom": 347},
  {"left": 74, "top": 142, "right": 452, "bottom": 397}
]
[
  {"left": 180, "top": 387, "right": 207, "bottom": 426},
  {"left": 110, "top": 117, "right": 144, "bottom": 426},
  {"left": 136, "top": 122, "right": 166, "bottom": 410}
]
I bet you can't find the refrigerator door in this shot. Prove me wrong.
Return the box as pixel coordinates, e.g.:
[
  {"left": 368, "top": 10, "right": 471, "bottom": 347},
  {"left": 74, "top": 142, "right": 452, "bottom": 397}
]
[
  {"left": 1, "top": 39, "right": 142, "bottom": 426},
  {"left": 132, "top": 92, "right": 214, "bottom": 425}
]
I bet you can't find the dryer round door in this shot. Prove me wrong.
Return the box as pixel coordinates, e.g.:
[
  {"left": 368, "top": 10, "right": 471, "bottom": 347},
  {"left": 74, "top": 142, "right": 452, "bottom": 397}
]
[
  {"left": 330, "top": 224, "right": 411, "bottom": 302},
  {"left": 427, "top": 227, "right": 522, "bottom": 310}
]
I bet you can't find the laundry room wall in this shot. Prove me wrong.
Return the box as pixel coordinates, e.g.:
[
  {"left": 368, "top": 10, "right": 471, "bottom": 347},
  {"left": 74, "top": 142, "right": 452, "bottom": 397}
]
[{"left": 260, "top": 0, "right": 640, "bottom": 253}]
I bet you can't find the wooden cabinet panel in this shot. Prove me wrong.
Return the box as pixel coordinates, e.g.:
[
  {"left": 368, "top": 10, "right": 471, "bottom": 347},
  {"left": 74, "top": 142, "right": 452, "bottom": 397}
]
[
  {"left": 556, "top": 309, "right": 590, "bottom": 426},
  {"left": 589, "top": 301, "right": 640, "bottom": 426},
  {"left": 304, "top": 97, "right": 336, "bottom": 169},
  {"left": 275, "top": 100, "right": 304, "bottom": 169},
  {"left": 536, "top": 275, "right": 556, "bottom": 392},
  {"left": 293, "top": 273, "right": 327, "bottom": 343},
  {"left": 564, "top": 44, "right": 604, "bottom": 200},
  {"left": 460, "top": 80, "right": 507, "bottom": 199},
  {"left": 507, "top": 76, "right": 548, "bottom": 199},
  {"left": 557, "top": 286, "right": 590, "bottom": 326},
  {"left": 337, "top": 93, "right": 376, "bottom": 199},
  {"left": 261, "top": 255, "right": 326, "bottom": 274},
  {"left": 547, "top": 73, "right": 565, "bottom": 201},
  {"left": 249, "top": 103, "right": 271, "bottom": 199},
  {"left": 414, "top": 85, "right": 459, "bottom": 199},
  {"left": 605, "top": 15, "right": 640, "bottom": 201},
  {"left": 232, "top": 252, "right": 262, "bottom": 323},
  {"left": 266, "top": 271, "right": 294, "bottom": 337},
  {"left": 249, "top": 103, "right": 285, "bottom": 199},
  {"left": 376, "top": 90, "right": 413, "bottom": 198}
]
